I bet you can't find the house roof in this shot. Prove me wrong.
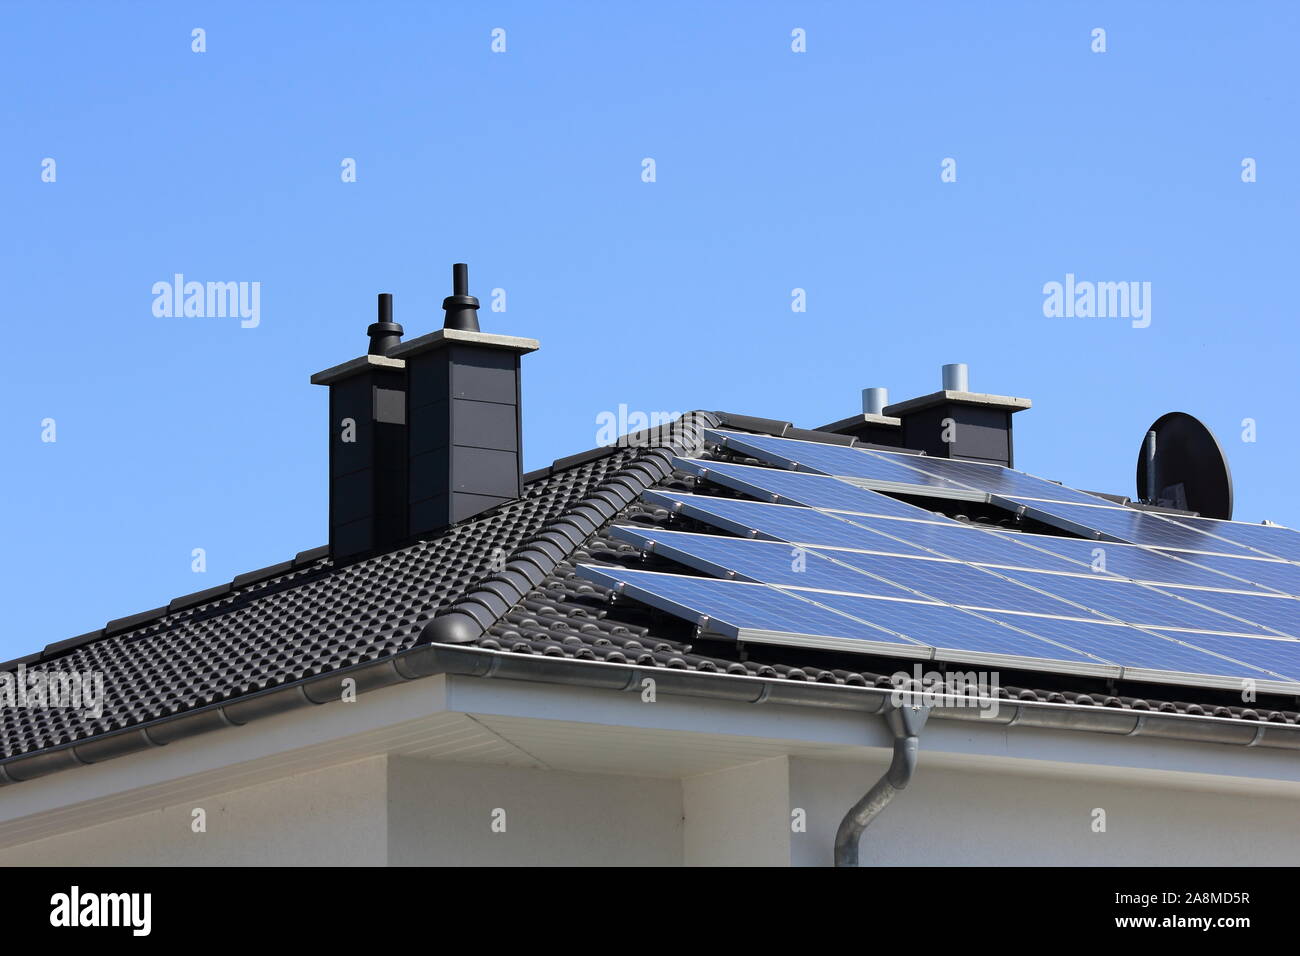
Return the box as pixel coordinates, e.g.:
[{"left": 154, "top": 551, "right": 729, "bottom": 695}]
[{"left": 4, "top": 410, "right": 1299, "bottom": 786}]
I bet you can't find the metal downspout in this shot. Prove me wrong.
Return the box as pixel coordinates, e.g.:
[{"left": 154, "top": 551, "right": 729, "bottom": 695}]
[{"left": 834, "top": 700, "right": 930, "bottom": 867}]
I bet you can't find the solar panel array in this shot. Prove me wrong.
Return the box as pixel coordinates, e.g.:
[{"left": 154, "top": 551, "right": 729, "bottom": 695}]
[{"left": 575, "top": 430, "right": 1300, "bottom": 693}]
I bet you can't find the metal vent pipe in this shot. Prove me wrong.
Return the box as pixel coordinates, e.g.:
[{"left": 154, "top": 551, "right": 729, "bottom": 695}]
[
  {"left": 862, "top": 387, "right": 889, "bottom": 416},
  {"left": 942, "top": 363, "right": 969, "bottom": 392}
]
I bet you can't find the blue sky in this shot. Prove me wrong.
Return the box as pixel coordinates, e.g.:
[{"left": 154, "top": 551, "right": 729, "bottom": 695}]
[{"left": 2, "top": 1, "right": 1297, "bottom": 657}]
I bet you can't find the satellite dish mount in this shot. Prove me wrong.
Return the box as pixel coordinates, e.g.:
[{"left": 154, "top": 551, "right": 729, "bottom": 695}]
[{"left": 1135, "top": 412, "right": 1233, "bottom": 520}]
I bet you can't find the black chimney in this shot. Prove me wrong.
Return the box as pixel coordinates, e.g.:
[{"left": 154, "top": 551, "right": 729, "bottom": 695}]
[
  {"left": 390, "top": 264, "right": 538, "bottom": 536},
  {"left": 311, "top": 294, "right": 409, "bottom": 559},
  {"left": 885, "top": 364, "right": 1029, "bottom": 468},
  {"left": 313, "top": 267, "right": 538, "bottom": 558}
]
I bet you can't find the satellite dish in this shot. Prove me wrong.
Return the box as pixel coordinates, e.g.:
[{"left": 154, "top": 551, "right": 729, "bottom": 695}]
[{"left": 1136, "top": 412, "right": 1233, "bottom": 519}]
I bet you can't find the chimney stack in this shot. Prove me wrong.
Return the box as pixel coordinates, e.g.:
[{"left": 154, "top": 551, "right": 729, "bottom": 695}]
[
  {"left": 311, "top": 294, "right": 409, "bottom": 560},
  {"left": 390, "top": 263, "right": 538, "bottom": 538},
  {"left": 312, "top": 265, "right": 538, "bottom": 561},
  {"left": 885, "top": 364, "right": 1030, "bottom": 468}
]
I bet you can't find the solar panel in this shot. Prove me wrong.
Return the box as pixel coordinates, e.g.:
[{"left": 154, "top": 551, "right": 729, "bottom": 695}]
[
  {"left": 981, "top": 613, "right": 1299, "bottom": 683},
  {"left": 644, "top": 490, "right": 1086, "bottom": 570},
  {"left": 647, "top": 490, "right": 1284, "bottom": 602},
  {"left": 1008, "top": 500, "right": 1257, "bottom": 555},
  {"left": 820, "top": 550, "right": 1111, "bottom": 619},
  {"left": 827, "top": 514, "right": 1101, "bottom": 572},
  {"left": 1141, "top": 629, "right": 1300, "bottom": 681},
  {"left": 673, "top": 458, "right": 948, "bottom": 520},
  {"left": 706, "top": 428, "right": 1109, "bottom": 505},
  {"left": 615, "top": 518, "right": 1300, "bottom": 643},
  {"left": 701, "top": 430, "right": 1296, "bottom": 581},
  {"left": 1144, "top": 586, "right": 1300, "bottom": 638},
  {"left": 782, "top": 591, "right": 1298, "bottom": 684},
  {"left": 1159, "top": 514, "right": 1300, "bottom": 562},
  {"left": 597, "top": 431, "right": 1300, "bottom": 692},
  {"left": 575, "top": 564, "right": 926, "bottom": 652},
  {"left": 994, "top": 568, "right": 1277, "bottom": 634},
  {"left": 577, "top": 563, "right": 1110, "bottom": 671},
  {"left": 609, "top": 527, "right": 918, "bottom": 598},
  {"left": 862, "top": 448, "right": 1114, "bottom": 506},
  {"left": 575, "top": 564, "right": 1299, "bottom": 689},
  {"left": 705, "top": 430, "right": 975, "bottom": 496},
  {"left": 992, "top": 532, "right": 1274, "bottom": 592},
  {"left": 798, "top": 591, "right": 1111, "bottom": 667},
  {"left": 1161, "top": 551, "right": 1300, "bottom": 596},
  {"left": 615, "top": 525, "right": 1113, "bottom": 619},
  {"left": 641, "top": 491, "right": 939, "bottom": 555},
  {"left": 835, "top": 516, "right": 1294, "bottom": 603}
]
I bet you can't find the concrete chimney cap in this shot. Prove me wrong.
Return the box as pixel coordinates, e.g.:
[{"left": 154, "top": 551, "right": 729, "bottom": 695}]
[
  {"left": 883, "top": 390, "right": 1031, "bottom": 417},
  {"left": 389, "top": 327, "right": 539, "bottom": 360},
  {"left": 310, "top": 353, "right": 405, "bottom": 386},
  {"left": 816, "top": 411, "right": 901, "bottom": 432}
]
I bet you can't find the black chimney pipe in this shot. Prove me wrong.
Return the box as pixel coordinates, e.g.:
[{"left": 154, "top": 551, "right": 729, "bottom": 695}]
[
  {"left": 367, "top": 293, "right": 404, "bottom": 355},
  {"left": 442, "top": 263, "right": 481, "bottom": 332}
]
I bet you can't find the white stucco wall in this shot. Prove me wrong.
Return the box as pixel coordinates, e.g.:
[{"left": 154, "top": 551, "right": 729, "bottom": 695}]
[
  {"left": 0, "top": 756, "right": 389, "bottom": 866},
  {"left": 2, "top": 747, "right": 1298, "bottom": 866},
  {"left": 0, "top": 755, "right": 685, "bottom": 867},
  {"left": 682, "top": 757, "right": 791, "bottom": 866},
  {"left": 386, "top": 757, "right": 683, "bottom": 866},
  {"left": 785, "top": 755, "right": 1300, "bottom": 867}
]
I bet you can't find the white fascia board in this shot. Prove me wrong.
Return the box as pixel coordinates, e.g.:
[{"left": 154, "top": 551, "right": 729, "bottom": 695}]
[{"left": 444, "top": 675, "right": 1300, "bottom": 793}]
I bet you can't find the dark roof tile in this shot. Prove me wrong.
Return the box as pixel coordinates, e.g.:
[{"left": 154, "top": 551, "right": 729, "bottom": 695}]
[
  {"left": 103, "top": 607, "right": 168, "bottom": 637},
  {"left": 711, "top": 412, "right": 792, "bottom": 436}
]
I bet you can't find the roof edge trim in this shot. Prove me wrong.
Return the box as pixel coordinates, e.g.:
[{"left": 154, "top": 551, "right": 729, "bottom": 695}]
[{"left": 4, "top": 641, "right": 1297, "bottom": 789}]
